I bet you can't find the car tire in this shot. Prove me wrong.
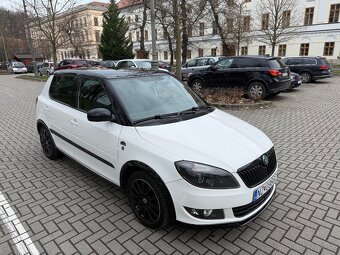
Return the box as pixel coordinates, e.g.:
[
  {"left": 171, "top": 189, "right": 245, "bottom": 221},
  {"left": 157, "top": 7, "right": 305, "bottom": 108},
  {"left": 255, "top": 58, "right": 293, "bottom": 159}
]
[
  {"left": 247, "top": 82, "right": 267, "bottom": 100},
  {"left": 38, "top": 126, "right": 62, "bottom": 160},
  {"left": 300, "top": 72, "right": 312, "bottom": 83},
  {"left": 190, "top": 79, "right": 205, "bottom": 92},
  {"left": 127, "top": 171, "right": 172, "bottom": 229}
]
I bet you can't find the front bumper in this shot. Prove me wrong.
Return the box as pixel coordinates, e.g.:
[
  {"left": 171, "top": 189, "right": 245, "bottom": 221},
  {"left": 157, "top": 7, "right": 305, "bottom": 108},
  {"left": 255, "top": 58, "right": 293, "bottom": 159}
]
[{"left": 167, "top": 169, "right": 277, "bottom": 225}]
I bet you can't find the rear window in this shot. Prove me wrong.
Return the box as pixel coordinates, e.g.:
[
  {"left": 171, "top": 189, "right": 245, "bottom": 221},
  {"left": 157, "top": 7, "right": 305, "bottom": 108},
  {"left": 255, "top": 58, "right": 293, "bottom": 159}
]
[
  {"left": 237, "top": 58, "right": 264, "bottom": 68},
  {"left": 268, "top": 59, "right": 286, "bottom": 68},
  {"left": 319, "top": 58, "right": 330, "bottom": 66}
]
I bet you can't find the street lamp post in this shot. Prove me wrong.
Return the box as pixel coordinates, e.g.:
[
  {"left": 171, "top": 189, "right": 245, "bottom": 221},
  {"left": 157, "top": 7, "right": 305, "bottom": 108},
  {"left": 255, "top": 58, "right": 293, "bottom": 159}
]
[
  {"left": 150, "top": 0, "right": 158, "bottom": 70},
  {"left": 22, "top": 0, "right": 38, "bottom": 77}
]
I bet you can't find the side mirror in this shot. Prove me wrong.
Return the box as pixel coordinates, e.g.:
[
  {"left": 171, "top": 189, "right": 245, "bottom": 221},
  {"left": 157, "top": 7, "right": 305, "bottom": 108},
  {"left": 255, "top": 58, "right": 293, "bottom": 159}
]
[{"left": 87, "top": 108, "right": 116, "bottom": 122}]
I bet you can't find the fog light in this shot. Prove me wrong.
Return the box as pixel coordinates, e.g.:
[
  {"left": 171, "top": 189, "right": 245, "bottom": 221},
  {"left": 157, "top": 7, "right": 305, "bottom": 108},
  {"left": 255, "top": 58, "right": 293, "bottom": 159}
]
[
  {"left": 184, "top": 207, "right": 224, "bottom": 220},
  {"left": 203, "top": 209, "right": 213, "bottom": 217}
]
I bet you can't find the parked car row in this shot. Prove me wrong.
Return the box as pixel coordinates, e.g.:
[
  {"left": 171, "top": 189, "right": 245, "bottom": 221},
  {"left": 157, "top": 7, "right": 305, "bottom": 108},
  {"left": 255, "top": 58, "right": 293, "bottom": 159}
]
[{"left": 184, "top": 56, "right": 331, "bottom": 99}]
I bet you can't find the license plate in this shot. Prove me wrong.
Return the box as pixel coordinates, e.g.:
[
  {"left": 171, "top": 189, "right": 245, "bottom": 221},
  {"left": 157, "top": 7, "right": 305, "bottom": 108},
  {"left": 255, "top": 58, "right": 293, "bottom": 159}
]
[
  {"left": 282, "top": 73, "right": 288, "bottom": 76},
  {"left": 253, "top": 173, "right": 276, "bottom": 202},
  {"left": 298, "top": 81, "right": 302, "bottom": 84}
]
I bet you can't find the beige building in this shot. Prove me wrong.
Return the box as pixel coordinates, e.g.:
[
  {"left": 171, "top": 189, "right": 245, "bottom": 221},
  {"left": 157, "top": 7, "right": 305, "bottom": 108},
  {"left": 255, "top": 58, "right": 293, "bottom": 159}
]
[{"left": 56, "top": 2, "right": 108, "bottom": 61}]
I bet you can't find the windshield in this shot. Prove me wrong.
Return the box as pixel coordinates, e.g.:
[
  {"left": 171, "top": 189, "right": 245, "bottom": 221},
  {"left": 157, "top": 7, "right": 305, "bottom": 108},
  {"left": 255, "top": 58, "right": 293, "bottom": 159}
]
[
  {"left": 109, "top": 75, "right": 207, "bottom": 123},
  {"left": 135, "top": 61, "right": 152, "bottom": 69},
  {"left": 14, "top": 62, "right": 25, "bottom": 68}
]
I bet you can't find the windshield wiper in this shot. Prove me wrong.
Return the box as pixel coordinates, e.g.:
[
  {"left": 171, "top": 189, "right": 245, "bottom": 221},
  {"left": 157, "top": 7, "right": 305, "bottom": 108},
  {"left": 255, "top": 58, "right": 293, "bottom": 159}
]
[
  {"left": 179, "top": 105, "right": 214, "bottom": 114},
  {"left": 133, "top": 112, "right": 181, "bottom": 124},
  {"left": 133, "top": 106, "right": 214, "bottom": 125}
]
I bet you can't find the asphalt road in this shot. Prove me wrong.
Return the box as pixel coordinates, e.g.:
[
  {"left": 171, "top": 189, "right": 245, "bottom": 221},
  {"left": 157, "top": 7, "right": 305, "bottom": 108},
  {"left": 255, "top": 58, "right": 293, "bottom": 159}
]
[{"left": 0, "top": 74, "right": 339, "bottom": 254}]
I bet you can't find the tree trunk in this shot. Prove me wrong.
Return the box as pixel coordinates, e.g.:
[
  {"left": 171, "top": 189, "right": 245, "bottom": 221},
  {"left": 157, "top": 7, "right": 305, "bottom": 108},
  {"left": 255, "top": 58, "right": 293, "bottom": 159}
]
[
  {"left": 208, "top": 0, "right": 227, "bottom": 55},
  {"left": 271, "top": 44, "right": 275, "bottom": 56},
  {"left": 181, "top": 0, "right": 188, "bottom": 64},
  {"left": 139, "top": 3, "right": 148, "bottom": 59},
  {"left": 52, "top": 45, "right": 57, "bottom": 67},
  {"left": 173, "top": 0, "right": 181, "bottom": 78}
]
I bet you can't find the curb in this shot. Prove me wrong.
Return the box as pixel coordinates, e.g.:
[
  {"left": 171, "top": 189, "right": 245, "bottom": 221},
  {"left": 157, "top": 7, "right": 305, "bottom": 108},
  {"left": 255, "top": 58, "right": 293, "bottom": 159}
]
[
  {"left": 15, "top": 75, "right": 48, "bottom": 82},
  {"left": 209, "top": 100, "right": 273, "bottom": 110}
]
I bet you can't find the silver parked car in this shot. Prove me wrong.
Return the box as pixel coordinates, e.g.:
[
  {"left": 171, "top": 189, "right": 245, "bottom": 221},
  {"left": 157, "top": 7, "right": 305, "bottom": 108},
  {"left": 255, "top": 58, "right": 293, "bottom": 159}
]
[
  {"left": 181, "top": 56, "right": 226, "bottom": 81},
  {"left": 7, "top": 62, "right": 27, "bottom": 74},
  {"left": 39, "top": 62, "right": 54, "bottom": 76}
]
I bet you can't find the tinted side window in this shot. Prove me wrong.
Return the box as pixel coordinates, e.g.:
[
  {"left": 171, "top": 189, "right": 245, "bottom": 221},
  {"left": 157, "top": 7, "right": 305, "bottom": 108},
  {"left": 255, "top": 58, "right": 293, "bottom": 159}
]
[
  {"left": 288, "top": 58, "right": 302, "bottom": 65},
  {"left": 78, "top": 78, "right": 112, "bottom": 112},
  {"left": 237, "top": 58, "right": 263, "bottom": 68},
  {"left": 216, "top": 58, "right": 235, "bottom": 69},
  {"left": 196, "top": 59, "right": 208, "bottom": 66},
  {"left": 302, "top": 58, "right": 317, "bottom": 65},
  {"left": 50, "top": 75, "right": 77, "bottom": 107},
  {"left": 207, "top": 58, "right": 216, "bottom": 65},
  {"left": 117, "top": 61, "right": 127, "bottom": 68}
]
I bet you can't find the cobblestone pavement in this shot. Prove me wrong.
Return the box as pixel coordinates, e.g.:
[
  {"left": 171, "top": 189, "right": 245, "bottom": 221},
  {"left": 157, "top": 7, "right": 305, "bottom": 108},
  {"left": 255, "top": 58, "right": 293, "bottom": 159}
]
[{"left": 0, "top": 74, "right": 339, "bottom": 255}]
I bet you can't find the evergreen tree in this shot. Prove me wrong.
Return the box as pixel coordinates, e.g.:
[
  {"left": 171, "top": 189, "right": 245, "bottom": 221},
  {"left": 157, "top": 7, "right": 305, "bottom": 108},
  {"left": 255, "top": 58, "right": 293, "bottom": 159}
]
[{"left": 99, "top": 0, "right": 134, "bottom": 60}]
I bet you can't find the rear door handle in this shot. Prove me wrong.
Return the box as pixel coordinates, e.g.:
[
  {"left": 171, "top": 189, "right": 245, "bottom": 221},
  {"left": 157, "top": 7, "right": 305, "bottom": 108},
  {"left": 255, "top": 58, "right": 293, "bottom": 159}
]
[{"left": 71, "top": 119, "right": 78, "bottom": 126}]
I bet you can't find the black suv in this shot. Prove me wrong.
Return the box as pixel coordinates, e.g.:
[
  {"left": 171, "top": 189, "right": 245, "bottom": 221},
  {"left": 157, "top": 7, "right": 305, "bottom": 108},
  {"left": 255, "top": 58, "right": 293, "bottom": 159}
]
[
  {"left": 282, "top": 57, "right": 332, "bottom": 83},
  {"left": 187, "top": 56, "right": 291, "bottom": 99}
]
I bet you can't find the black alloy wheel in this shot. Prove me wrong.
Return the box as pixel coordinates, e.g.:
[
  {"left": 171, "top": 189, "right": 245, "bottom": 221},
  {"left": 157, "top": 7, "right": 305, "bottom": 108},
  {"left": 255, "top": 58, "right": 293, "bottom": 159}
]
[
  {"left": 300, "top": 72, "right": 312, "bottom": 83},
  {"left": 128, "top": 171, "right": 172, "bottom": 229},
  {"left": 38, "top": 126, "right": 61, "bottom": 159}
]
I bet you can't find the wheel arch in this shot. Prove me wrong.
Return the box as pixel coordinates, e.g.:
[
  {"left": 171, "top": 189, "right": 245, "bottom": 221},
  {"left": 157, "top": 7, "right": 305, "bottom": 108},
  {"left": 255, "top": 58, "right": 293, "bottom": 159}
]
[
  {"left": 120, "top": 160, "right": 176, "bottom": 217},
  {"left": 246, "top": 79, "right": 268, "bottom": 91}
]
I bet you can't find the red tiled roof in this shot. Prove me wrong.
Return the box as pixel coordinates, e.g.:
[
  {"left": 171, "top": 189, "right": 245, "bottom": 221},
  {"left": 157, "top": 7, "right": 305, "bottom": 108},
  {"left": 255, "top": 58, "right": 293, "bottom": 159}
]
[{"left": 118, "top": 0, "right": 142, "bottom": 9}]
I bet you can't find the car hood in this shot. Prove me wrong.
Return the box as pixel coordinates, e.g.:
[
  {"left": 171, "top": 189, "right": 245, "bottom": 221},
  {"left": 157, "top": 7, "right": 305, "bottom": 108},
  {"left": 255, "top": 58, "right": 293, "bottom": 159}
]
[{"left": 135, "top": 109, "right": 273, "bottom": 173}]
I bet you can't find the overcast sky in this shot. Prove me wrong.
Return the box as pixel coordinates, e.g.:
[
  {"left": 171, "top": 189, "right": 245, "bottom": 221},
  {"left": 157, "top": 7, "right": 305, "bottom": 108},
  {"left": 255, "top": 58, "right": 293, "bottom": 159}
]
[{"left": 0, "top": 0, "right": 109, "bottom": 11}]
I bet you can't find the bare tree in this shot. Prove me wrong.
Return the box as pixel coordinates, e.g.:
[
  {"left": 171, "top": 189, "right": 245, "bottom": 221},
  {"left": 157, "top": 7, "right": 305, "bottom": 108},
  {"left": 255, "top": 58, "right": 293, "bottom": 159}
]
[
  {"left": 26, "top": 0, "right": 77, "bottom": 66},
  {"left": 208, "top": 0, "right": 235, "bottom": 56},
  {"left": 255, "top": 0, "right": 302, "bottom": 56},
  {"left": 227, "top": 1, "right": 254, "bottom": 56},
  {"left": 0, "top": 8, "right": 28, "bottom": 61},
  {"left": 62, "top": 15, "right": 86, "bottom": 59}
]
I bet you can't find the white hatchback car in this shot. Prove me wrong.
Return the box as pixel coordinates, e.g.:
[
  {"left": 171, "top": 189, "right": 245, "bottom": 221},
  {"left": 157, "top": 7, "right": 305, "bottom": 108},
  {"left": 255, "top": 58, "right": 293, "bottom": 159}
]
[{"left": 36, "top": 69, "right": 277, "bottom": 228}]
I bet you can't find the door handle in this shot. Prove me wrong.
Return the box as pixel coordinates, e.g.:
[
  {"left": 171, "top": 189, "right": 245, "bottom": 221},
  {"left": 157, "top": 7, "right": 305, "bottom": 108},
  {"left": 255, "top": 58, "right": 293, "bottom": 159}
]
[{"left": 71, "top": 119, "right": 78, "bottom": 126}]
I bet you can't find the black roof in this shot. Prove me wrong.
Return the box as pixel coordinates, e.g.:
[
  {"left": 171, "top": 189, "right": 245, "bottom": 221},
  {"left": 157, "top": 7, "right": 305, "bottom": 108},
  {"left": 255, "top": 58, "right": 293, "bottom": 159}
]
[{"left": 53, "top": 69, "right": 170, "bottom": 79}]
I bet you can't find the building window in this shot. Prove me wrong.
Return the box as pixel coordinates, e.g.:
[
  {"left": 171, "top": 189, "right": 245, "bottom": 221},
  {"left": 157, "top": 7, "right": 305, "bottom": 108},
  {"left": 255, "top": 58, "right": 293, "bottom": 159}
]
[
  {"left": 135, "top": 15, "right": 139, "bottom": 22},
  {"left": 188, "top": 26, "right": 192, "bottom": 37},
  {"left": 95, "top": 30, "right": 100, "bottom": 42},
  {"left": 262, "top": 13, "right": 269, "bottom": 30},
  {"left": 324, "top": 42, "right": 335, "bottom": 56},
  {"left": 199, "top": 23, "right": 205, "bottom": 36},
  {"left": 300, "top": 43, "right": 309, "bottom": 56},
  {"left": 187, "top": 50, "right": 192, "bottom": 59},
  {"left": 94, "top": 17, "right": 98, "bottom": 26},
  {"left": 243, "top": 16, "right": 250, "bottom": 32},
  {"left": 145, "top": 30, "right": 149, "bottom": 41},
  {"left": 198, "top": 48, "right": 204, "bottom": 57},
  {"left": 85, "top": 31, "right": 88, "bottom": 41},
  {"left": 241, "top": 46, "right": 248, "bottom": 55},
  {"left": 278, "top": 44, "right": 287, "bottom": 57},
  {"left": 304, "top": 7, "right": 314, "bottom": 25},
  {"left": 163, "top": 29, "right": 167, "bottom": 39},
  {"left": 164, "top": 51, "right": 168, "bottom": 60},
  {"left": 129, "top": 32, "right": 132, "bottom": 41},
  {"left": 329, "top": 4, "right": 340, "bottom": 23},
  {"left": 212, "top": 21, "right": 217, "bottom": 35},
  {"left": 211, "top": 48, "right": 217, "bottom": 56},
  {"left": 282, "top": 10, "right": 291, "bottom": 27},
  {"left": 244, "top": 0, "right": 251, "bottom": 2},
  {"left": 227, "top": 0, "right": 235, "bottom": 6},
  {"left": 136, "top": 31, "right": 140, "bottom": 42},
  {"left": 227, "top": 19, "right": 233, "bottom": 33},
  {"left": 258, "top": 45, "right": 266, "bottom": 55}
]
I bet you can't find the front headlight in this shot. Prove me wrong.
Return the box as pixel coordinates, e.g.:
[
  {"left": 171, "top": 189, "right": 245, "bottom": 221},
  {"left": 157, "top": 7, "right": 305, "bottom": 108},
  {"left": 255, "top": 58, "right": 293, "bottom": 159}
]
[{"left": 175, "top": 161, "right": 240, "bottom": 189}]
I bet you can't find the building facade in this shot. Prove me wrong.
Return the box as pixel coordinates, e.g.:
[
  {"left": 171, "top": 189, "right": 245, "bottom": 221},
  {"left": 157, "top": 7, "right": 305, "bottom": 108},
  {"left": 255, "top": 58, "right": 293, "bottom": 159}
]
[{"left": 120, "top": 0, "right": 340, "bottom": 63}]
